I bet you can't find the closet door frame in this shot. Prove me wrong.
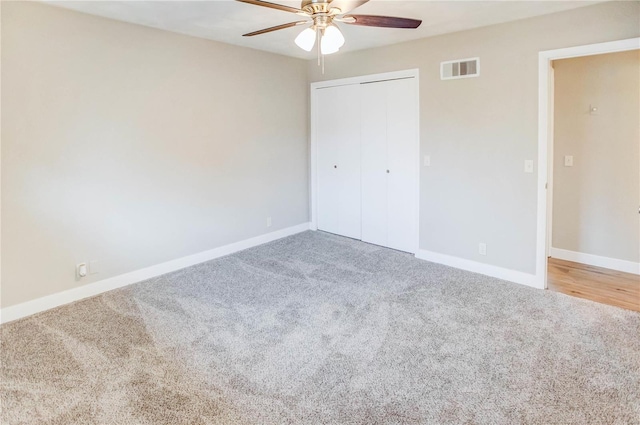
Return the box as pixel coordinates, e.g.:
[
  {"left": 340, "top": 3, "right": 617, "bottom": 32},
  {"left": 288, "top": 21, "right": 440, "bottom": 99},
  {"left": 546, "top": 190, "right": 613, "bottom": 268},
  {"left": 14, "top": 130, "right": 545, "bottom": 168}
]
[{"left": 310, "top": 68, "right": 420, "bottom": 254}]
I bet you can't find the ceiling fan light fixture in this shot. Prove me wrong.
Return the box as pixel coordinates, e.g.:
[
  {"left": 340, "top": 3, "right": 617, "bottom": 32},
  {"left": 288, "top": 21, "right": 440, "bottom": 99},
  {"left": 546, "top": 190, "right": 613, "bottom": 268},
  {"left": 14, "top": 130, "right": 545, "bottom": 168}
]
[
  {"left": 295, "top": 27, "right": 316, "bottom": 51},
  {"left": 320, "top": 25, "right": 344, "bottom": 55}
]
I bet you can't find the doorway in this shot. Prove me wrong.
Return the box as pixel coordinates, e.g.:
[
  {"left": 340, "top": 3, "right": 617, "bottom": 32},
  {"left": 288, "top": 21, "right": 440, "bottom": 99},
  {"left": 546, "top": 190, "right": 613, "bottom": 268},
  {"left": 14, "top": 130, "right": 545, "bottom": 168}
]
[{"left": 538, "top": 41, "right": 640, "bottom": 310}]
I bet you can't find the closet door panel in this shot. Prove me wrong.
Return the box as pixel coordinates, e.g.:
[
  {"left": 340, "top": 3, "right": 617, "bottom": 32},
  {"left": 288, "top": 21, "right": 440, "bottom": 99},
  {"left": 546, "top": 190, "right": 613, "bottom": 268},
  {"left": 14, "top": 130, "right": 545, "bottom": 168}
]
[
  {"left": 315, "top": 84, "right": 361, "bottom": 239},
  {"left": 316, "top": 87, "right": 341, "bottom": 234},
  {"left": 360, "top": 82, "right": 388, "bottom": 247},
  {"left": 336, "top": 84, "right": 362, "bottom": 240},
  {"left": 386, "top": 78, "right": 418, "bottom": 253}
]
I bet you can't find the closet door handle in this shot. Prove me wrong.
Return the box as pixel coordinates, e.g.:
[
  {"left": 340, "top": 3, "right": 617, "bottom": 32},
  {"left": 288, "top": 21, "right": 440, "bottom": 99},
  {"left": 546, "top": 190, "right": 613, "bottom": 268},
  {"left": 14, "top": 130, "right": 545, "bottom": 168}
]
[{"left": 386, "top": 169, "right": 390, "bottom": 173}]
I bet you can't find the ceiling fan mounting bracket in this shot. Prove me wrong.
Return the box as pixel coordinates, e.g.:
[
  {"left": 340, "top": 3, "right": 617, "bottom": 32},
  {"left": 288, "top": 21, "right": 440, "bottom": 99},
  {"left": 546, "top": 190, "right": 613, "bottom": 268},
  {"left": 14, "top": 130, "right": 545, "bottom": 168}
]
[{"left": 301, "top": 0, "right": 341, "bottom": 16}]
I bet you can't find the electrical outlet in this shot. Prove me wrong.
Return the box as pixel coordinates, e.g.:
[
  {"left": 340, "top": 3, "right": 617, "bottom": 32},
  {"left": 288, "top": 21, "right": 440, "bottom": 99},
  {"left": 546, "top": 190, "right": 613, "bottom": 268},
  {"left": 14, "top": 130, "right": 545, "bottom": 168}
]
[
  {"left": 76, "top": 263, "right": 87, "bottom": 278},
  {"left": 479, "top": 243, "right": 487, "bottom": 256},
  {"left": 564, "top": 155, "right": 573, "bottom": 167},
  {"left": 266, "top": 217, "right": 272, "bottom": 228},
  {"left": 423, "top": 155, "right": 431, "bottom": 167}
]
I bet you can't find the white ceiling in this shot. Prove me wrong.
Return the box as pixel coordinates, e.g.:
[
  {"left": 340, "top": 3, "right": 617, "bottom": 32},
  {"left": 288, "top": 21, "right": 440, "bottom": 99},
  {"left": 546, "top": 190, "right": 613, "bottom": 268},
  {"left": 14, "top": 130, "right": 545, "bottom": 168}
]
[{"left": 46, "top": 0, "right": 603, "bottom": 59}]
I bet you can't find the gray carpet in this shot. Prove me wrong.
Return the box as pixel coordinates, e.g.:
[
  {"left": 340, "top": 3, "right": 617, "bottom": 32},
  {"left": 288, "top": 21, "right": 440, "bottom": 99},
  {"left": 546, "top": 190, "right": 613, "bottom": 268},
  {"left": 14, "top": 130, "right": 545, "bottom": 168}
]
[{"left": 1, "top": 231, "right": 639, "bottom": 424}]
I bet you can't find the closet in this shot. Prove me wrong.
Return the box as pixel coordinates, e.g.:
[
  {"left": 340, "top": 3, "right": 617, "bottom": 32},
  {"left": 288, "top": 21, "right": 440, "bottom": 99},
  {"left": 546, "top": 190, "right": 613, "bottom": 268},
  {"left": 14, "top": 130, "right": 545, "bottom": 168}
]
[{"left": 313, "top": 72, "right": 418, "bottom": 253}]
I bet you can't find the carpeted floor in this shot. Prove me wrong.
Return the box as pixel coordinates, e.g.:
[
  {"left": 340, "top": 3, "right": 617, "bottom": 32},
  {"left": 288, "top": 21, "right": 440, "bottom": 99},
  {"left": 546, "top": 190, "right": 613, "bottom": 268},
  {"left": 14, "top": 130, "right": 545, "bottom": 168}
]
[{"left": 1, "top": 231, "right": 639, "bottom": 424}]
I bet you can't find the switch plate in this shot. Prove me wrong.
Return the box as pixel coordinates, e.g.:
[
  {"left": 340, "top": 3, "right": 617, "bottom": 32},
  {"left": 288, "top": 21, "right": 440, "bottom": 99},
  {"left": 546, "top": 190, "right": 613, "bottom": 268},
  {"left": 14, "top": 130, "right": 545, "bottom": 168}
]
[
  {"left": 564, "top": 155, "right": 573, "bottom": 167},
  {"left": 524, "top": 160, "right": 534, "bottom": 173},
  {"left": 266, "top": 217, "right": 272, "bottom": 228},
  {"left": 423, "top": 155, "right": 431, "bottom": 167},
  {"left": 89, "top": 260, "right": 100, "bottom": 275},
  {"left": 479, "top": 243, "right": 487, "bottom": 256}
]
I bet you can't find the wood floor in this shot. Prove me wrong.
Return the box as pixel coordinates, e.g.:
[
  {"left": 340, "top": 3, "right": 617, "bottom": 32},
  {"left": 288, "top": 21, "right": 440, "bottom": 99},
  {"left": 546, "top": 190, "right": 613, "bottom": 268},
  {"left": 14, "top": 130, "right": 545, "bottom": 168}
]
[{"left": 547, "top": 258, "right": 640, "bottom": 312}]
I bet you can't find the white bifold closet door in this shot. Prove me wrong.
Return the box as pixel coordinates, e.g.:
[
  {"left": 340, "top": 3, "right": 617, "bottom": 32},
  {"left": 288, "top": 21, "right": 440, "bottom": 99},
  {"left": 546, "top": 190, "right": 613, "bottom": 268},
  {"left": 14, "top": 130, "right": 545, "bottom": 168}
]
[
  {"left": 316, "top": 84, "right": 362, "bottom": 240},
  {"left": 361, "top": 78, "right": 417, "bottom": 253}
]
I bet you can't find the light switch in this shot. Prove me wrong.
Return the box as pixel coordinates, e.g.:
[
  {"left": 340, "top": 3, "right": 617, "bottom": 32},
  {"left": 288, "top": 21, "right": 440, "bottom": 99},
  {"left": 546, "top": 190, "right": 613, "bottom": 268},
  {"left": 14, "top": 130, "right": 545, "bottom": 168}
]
[
  {"left": 423, "top": 155, "right": 431, "bottom": 167},
  {"left": 524, "top": 160, "right": 534, "bottom": 173},
  {"left": 564, "top": 155, "right": 573, "bottom": 167}
]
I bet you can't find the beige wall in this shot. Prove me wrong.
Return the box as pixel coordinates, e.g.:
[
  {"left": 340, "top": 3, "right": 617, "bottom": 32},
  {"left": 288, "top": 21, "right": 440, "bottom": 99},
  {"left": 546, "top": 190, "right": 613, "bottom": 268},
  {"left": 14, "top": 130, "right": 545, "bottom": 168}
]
[
  {"left": 552, "top": 50, "right": 639, "bottom": 262},
  {"left": 309, "top": 1, "right": 640, "bottom": 274},
  {"left": 1, "top": 2, "right": 309, "bottom": 308}
]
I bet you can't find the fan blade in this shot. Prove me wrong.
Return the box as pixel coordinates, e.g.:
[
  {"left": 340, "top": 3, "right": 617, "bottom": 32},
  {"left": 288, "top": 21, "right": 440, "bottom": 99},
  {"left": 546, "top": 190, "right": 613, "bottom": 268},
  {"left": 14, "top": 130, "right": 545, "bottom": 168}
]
[
  {"left": 328, "top": 0, "right": 369, "bottom": 15},
  {"left": 236, "top": 0, "right": 307, "bottom": 16},
  {"left": 243, "top": 21, "right": 308, "bottom": 37},
  {"left": 343, "top": 14, "right": 422, "bottom": 29}
]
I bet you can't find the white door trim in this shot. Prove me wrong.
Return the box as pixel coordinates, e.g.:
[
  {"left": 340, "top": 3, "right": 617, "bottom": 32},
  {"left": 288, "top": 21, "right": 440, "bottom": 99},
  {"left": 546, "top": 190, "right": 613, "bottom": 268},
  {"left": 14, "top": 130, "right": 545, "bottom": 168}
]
[
  {"left": 546, "top": 66, "right": 555, "bottom": 257},
  {"left": 536, "top": 37, "right": 640, "bottom": 289},
  {"left": 310, "top": 69, "right": 420, "bottom": 253}
]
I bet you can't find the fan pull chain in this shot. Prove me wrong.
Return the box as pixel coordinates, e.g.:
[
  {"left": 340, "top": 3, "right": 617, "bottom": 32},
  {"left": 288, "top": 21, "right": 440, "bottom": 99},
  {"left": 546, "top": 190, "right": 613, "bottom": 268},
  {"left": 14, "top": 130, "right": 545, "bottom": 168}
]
[{"left": 317, "top": 29, "right": 321, "bottom": 66}]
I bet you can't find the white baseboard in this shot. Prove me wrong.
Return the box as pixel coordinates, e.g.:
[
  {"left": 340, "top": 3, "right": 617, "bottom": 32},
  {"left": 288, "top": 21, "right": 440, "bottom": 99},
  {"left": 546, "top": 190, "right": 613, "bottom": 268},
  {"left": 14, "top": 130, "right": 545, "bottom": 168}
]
[
  {"left": 550, "top": 247, "right": 640, "bottom": 275},
  {"left": 415, "top": 249, "right": 541, "bottom": 289},
  {"left": 0, "top": 222, "right": 312, "bottom": 324}
]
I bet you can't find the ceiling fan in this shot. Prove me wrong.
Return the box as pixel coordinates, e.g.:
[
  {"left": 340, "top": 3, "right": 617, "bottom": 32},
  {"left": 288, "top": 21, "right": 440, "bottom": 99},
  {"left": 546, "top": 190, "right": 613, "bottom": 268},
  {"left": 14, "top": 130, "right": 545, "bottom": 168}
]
[{"left": 237, "top": 0, "right": 422, "bottom": 57}]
